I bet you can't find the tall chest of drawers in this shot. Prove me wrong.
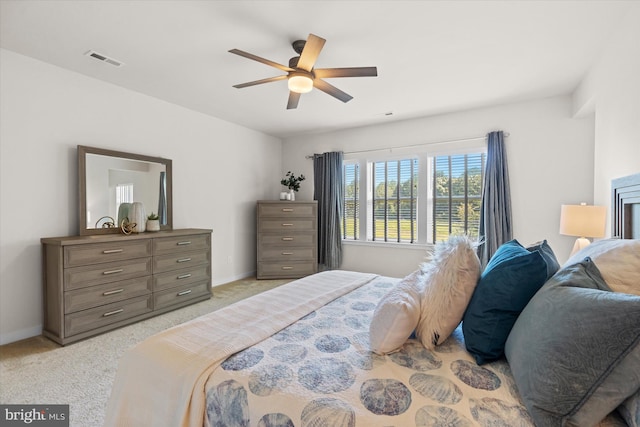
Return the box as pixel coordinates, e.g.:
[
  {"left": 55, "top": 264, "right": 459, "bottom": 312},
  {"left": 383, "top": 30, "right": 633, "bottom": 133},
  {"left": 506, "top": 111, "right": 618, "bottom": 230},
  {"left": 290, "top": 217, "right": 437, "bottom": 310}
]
[
  {"left": 41, "top": 228, "right": 211, "bottom": 345},
  {"left": 257, "top": 201, "right": 317, "bottom": 279}
]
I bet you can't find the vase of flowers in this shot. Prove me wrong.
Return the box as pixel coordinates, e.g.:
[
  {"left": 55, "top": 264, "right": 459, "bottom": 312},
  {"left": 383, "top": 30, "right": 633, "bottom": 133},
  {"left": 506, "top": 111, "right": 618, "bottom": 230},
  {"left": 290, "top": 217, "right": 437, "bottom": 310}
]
[{"left": 280, "top": 171, "right": 305, "bottom": 201}]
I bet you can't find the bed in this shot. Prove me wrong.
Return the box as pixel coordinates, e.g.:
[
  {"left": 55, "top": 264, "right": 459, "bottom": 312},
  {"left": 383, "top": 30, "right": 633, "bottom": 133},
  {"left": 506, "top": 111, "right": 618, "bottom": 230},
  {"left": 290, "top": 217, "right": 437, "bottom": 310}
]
[{"left": 105, "top": 177, "right": 640, "bottom": 427}]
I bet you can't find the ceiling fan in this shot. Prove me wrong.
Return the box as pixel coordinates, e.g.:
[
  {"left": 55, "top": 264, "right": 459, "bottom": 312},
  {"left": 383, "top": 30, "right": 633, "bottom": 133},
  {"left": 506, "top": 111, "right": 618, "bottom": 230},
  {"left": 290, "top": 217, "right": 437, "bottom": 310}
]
[{"left": 229, "top": 33, "right": 377, "bottom": 109}]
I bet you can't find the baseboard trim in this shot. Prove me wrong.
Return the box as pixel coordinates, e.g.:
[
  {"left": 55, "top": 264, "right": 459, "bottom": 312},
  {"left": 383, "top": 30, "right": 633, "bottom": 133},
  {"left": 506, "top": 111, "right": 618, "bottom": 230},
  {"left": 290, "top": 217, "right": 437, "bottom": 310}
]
[{"left": 0, "top": 325, "right": 43, "bottom": 346}]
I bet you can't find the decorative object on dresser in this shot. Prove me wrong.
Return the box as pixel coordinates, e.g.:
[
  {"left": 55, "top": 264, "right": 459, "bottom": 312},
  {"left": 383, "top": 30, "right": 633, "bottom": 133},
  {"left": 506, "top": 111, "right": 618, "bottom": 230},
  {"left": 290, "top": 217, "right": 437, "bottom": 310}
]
[
  {"left": 128, "top": 201, "right": 147, "bottom": 233},
  {"left": 41, "top": 228, "right": 212, "bottom": 345},
  {"left": 257, "top": 200, "right": 317, "bottom": 279},
  {"left": 280, "top": 171, "right": 305, "bottom": 201},
  {"left": 146, "top": 212, "right": 160, "bottom": 232}
]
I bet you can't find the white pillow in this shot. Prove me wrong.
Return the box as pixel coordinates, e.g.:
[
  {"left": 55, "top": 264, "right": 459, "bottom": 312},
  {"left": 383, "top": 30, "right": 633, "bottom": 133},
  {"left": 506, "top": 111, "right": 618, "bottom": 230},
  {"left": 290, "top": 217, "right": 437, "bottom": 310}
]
[
  {"left": 565, "top": 238, "right": 640, "bottom": 296},
  {"left": 416, "top": 235, "right": 481, "bottom": 350},
  {"left": 369, "top": 269, "right": 424, "bottom": 355}
]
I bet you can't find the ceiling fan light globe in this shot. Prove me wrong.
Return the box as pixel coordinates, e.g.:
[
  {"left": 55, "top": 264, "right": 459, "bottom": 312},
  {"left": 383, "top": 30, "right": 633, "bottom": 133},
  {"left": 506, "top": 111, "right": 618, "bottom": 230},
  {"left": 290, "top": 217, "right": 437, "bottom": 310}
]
[{"left": 288, "top": 75, "right": 313, "bottom": 94}]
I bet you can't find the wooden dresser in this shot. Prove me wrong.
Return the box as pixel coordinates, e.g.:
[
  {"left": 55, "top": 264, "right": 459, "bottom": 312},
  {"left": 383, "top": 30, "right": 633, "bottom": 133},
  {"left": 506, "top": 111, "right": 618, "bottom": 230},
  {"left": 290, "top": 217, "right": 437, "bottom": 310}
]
[
  {"left": 257, "top": 201, "right": 317, "bottom": 279},
  {"left": 41, "top": 228, "right": 211, "bottom": 345}
]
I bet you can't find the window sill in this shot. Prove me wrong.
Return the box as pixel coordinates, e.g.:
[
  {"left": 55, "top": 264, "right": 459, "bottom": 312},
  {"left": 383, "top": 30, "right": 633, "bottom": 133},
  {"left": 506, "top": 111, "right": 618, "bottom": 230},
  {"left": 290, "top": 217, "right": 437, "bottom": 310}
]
[{"left": 342, "top": 239, "right": 434, "bottom": 251}]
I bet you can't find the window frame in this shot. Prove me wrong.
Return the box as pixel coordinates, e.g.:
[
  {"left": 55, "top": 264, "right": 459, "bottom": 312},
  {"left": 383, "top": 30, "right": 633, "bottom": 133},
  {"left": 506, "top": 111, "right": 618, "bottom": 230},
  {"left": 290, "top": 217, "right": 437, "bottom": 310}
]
[{"left": 343, "top": 141, "right": 486, "bottom": 246}]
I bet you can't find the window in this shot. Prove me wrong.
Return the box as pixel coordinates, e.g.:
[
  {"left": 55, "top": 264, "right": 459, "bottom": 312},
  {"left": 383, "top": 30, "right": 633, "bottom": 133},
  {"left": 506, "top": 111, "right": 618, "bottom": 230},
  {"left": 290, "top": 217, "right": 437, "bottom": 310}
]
[
  {"left": 342, "top": 162, "right": 359, "bottom": 239},
  {"left": 432, "top": 153, "right": 485, "bottom": 242},
  {"left": 372, "top": 159, "right": 418, "bottom": 243},
  {"left": 116, "top": 183, "right": 134, "bottom": 213},
  {"left": 343, "top": 148, "right": 486, "bottom": 245}
]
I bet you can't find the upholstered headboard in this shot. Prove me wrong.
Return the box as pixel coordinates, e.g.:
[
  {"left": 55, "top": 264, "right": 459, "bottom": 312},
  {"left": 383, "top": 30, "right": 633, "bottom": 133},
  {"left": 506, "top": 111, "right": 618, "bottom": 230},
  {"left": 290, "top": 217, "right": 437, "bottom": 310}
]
[{"left": 612, "top": 173, "right": 640, "bottom": 239}]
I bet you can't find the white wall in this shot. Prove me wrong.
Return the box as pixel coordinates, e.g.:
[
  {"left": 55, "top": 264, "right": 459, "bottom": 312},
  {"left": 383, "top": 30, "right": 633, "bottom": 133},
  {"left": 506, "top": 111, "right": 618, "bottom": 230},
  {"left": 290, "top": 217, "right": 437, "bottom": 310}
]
[
  {"left": 572, "top": 4, "right": 640, "bottom": 230},
  {"left": 0, "top": 49, "right": 282, "bottom": 345},
  {"left": 282, "top": 96, "right": 595, "bottom": 278}
]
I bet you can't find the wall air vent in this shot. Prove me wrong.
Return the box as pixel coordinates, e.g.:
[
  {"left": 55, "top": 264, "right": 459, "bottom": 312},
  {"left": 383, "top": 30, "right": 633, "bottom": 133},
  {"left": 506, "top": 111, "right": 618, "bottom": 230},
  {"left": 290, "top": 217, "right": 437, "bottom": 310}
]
[{"left": 84, "top": 50, "right": 124, "bottom": 67}]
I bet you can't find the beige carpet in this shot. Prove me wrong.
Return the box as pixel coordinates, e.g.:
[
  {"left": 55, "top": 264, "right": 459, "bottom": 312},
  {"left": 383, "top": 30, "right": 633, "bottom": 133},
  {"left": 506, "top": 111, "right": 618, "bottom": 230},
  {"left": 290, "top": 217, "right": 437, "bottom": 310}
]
[{"left": 0, "top": 277, "right": 290, "bottom": 427}]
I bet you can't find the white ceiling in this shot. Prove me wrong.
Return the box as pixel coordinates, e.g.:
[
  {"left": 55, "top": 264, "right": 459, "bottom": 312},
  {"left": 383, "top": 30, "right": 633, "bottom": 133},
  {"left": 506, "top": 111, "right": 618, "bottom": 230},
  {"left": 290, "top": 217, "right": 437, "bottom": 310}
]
[{"left": 0, "top": 1, "right": 633, "bottom": 139}]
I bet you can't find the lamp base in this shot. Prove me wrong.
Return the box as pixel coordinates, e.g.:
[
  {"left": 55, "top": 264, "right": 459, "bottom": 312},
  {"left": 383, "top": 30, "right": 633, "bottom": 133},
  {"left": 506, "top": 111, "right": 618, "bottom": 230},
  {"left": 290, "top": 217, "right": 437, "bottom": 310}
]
[{"left": 569, "top": 237, "right": 591, "bottom": 257}]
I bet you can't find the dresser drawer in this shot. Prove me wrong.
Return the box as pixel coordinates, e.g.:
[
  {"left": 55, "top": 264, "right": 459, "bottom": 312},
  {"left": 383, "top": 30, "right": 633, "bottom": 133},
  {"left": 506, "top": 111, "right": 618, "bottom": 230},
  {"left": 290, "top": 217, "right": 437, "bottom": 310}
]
[
  {"left": 64, "top": 295, "right": 153, "bottom": 337},
  {"left": 153, "top": 281, "right": 210, "bottom": 310},
  {"left": 64, "top": 277, "right": 153, "bottom": 314},
  {"left": 258, "top": 261, "right": 317, "bottom": 278},
  {"left": 153, "top": 249, "right": 210, "bottom": 274},
  {"left": 64, "top": 240, "right": 152, "bottom": 268},
  {"left": 259, "top": 219, "right": 316, "bottom": 232},
  {"left": 259, "top": 247, "right": 315, "bottom": 261},
  {"left": 153, "top": 234, "right": 210, "bottom": 256},
  {"left": 259, "top": 233, "right": 315, "bottom": 247},
  {"left": 258, "top": 203, "right": 316, "bottom": 217},
  {"left": 153, "top": 265, "right": 211, "bottom": 291},
  {"left": 64, "top": 258, "right": 153, "bottom": 291}
]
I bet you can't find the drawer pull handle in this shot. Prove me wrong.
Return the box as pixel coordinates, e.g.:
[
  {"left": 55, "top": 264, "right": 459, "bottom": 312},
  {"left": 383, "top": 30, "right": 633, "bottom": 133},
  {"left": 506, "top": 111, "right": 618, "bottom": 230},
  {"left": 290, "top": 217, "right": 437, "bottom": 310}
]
[
  {"left": 103, "top": 288, "right": 124, "bottom": 296},
  {"left": 177, "top": 273, "right": 192, "bottom": 279},
  {"left": 177, "top": 289, "right": 192, "bottom": 296},
  {"left": 103, "top": 249, "right": 124, "bottom": 254},
  {"left": 282, "top": 252, "right": 293, "bottom": 255},
  {"left": 282, "top": 208, "right": 294, "bottom": 212},
  {"left": 282, "top": 237, "right": 294, "bottom": 241},
  {"left": 103, "top": 308, "right": 124, "bottom": 317},
  {"left": 177, "top": 258, "right": 192, "bottom": 263},
  {"left": 282, "top": 223, "right": 293, "bottom": 227},
  {"left": 103, "top": 269, "right": 124, "bottom": 275},
  {"left": 282, "top": 266, "right": 294, "bottom": 270},
  {"left": 177, "top": 241, "right": 191, "bottom": 246}
]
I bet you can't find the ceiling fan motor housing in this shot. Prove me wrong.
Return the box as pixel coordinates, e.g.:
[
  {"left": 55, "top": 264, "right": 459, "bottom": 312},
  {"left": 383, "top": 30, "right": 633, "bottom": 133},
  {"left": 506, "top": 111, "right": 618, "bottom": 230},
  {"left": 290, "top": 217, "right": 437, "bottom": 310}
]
[{"left": 292, "top": 40, "right": 306, "bottom": 54}]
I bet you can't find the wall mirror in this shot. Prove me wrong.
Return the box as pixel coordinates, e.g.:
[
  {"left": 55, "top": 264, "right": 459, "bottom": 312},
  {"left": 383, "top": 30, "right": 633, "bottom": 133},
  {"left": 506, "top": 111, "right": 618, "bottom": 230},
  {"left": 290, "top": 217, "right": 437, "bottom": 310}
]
[{"left": 78, "top": 145, "right": 173, "bottom": 235}]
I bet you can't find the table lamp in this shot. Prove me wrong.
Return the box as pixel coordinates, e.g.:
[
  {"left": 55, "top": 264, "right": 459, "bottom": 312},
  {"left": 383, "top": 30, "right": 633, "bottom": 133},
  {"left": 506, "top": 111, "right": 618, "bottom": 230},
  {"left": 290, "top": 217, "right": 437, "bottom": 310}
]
[{"left": 559, "top": 203, "right": 606, "bottom": 257}]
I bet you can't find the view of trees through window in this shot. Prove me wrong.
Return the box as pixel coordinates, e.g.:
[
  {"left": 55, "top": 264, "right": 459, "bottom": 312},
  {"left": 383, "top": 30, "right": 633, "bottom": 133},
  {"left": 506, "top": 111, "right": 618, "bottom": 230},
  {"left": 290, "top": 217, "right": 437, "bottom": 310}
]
[
  {"left": 432, "top": 153, "right": 485, "bottom": 242},
  {"left": 343, "top": 163, "right": 359, "bottom": 239},
  {"left": 372, "top": 159, "right": 418, "bottom": 243},
  {"left": 342, "top": 151, "right": 485, "bottom": 244}
]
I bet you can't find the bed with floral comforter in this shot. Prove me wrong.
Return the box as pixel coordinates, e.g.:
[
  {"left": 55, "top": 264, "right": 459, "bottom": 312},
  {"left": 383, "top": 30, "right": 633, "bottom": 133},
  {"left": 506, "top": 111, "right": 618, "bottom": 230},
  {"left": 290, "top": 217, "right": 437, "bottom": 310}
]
[{"left": 203, "top": 274, "right": 627, "bottom": 427}]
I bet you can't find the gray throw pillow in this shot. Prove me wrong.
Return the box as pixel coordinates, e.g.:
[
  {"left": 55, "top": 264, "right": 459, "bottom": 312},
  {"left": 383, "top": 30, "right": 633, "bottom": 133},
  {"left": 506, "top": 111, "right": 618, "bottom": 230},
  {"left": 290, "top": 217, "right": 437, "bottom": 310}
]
[
  {"left": 619, "top": 389, "right": 640, "bottom": 427},
  {"left": 505, "top": 258, "right": 640, "bottom": 427}
]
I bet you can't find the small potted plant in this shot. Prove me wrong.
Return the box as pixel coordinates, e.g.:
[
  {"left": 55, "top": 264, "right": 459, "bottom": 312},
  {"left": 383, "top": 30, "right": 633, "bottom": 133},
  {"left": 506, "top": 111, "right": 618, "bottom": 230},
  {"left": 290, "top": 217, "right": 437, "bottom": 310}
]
[
  {"left": 146, "top": 212, "right": 160, "bottom": 232},
  {"left": 280, "top": 171, "right": 306, "bottom": 201}
]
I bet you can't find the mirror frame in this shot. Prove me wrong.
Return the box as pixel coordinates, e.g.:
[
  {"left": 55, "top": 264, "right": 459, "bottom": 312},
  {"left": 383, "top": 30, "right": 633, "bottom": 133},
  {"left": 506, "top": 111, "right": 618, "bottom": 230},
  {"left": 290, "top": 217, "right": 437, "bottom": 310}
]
[{"left": 78, "top": 145, "right": 173, "bottom": 235}]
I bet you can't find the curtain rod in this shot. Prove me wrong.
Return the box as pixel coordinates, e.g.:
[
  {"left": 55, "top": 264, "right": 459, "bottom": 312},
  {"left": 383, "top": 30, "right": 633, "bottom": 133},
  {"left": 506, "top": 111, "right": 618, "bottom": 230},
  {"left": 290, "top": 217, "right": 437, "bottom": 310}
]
[{"left": 305, "top": 132, "right": 509, "bottom": 159}]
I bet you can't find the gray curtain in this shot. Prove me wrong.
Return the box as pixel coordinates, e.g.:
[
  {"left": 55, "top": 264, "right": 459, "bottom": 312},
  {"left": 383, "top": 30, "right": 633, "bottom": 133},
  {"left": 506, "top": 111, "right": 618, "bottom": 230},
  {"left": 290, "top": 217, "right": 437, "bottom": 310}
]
[
  {"left": 478, "top": 130, "right": 512, "bottom": 267},
  {"left": 158, "top": 171, "right": 167, "bottom": 225},
  {"left": 313, "top": 151, "right": 344, "bottom": 270}
]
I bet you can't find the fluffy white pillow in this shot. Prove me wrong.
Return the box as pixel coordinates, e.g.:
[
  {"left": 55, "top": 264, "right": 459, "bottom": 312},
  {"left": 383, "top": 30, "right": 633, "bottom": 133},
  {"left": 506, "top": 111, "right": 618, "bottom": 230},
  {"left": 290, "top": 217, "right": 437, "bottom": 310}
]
[
  {"left": 416, "top": 235, "right": 481, "bottom": 350},
  {"left": 565, "top": 238, "right": 640, "bottom": 296},
  {"left": 369, "top": 269, "right": 424, "bottom": 355}
]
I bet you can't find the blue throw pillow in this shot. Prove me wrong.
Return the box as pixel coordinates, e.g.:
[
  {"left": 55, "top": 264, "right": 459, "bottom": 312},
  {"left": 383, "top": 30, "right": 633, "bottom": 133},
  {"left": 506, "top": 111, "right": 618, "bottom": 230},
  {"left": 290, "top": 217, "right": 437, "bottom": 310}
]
[
  {"left": 526, "top": 239, "right": 560, "bottom": 280},
  {"left": 505, "top": 259, "right": 640, "bottom": 426},
  {"left": 462, "top": 239, "right": 548, "bottom": 365}
]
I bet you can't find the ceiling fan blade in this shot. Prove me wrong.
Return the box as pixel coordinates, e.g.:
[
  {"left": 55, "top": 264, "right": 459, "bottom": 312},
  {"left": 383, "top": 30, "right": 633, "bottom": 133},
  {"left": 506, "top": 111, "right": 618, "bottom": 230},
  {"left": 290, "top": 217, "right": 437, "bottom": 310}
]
[
  {"left": 297, "top": 34, "right": 326, "bottom": 72},
  {"left": 233, "top": 75, "right": 288, "bottom": 89},
  {"left": 229, "top": 49, "right": 293, "bottom": 72},
  {"left": 313, "top": 79, "right": 353, "bottom": 103},
  {"left": 314, "top": 67, "right": 378, "bottom": 79},
  {"left": 287, "top": 91, "right": 301, "bottom": 109}
]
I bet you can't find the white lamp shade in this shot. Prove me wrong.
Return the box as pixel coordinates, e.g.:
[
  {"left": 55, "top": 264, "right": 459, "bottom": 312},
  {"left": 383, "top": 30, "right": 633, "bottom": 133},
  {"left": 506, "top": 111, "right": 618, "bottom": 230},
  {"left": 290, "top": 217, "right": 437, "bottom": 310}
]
[
  {"left": 559, "top": 204, "right": 606, "bottom": 238},
  {"left": 288, "top": 74, "right": 313, "bottom": 93}
]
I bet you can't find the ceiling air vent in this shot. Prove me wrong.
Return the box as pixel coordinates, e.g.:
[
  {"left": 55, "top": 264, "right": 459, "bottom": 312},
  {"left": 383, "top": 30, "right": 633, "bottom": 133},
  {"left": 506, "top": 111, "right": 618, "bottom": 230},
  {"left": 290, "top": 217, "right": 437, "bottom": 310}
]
[{"left": 84, "top": 50, "right": 124, "bottom": 67}]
